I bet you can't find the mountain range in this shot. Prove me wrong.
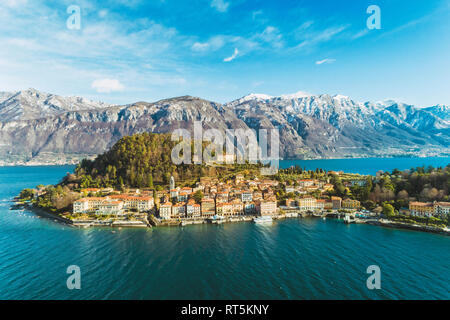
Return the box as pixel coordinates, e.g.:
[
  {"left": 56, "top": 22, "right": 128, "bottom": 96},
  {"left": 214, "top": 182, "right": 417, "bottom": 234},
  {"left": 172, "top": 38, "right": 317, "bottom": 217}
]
[{"left": 0, "top": 88, "right": 448, "bottom": 165}]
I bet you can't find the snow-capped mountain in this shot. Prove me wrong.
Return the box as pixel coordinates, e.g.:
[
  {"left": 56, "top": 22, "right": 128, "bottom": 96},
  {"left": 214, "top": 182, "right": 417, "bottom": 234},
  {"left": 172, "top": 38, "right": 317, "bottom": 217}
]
[
  {"left": 225, "top": 92, "right": 449, "bottom": 159},
  {"left": 0, "top": 92, "right": 14, "bottom": 104},
  {"left": 0, "top": 89, "right": 448, "bottom": 165},
  {"left": 0, "top": 88, "right": 113, "bottom": 122},
  {"left": 423, "top": 105, "right": 450, "bottom": 122}
]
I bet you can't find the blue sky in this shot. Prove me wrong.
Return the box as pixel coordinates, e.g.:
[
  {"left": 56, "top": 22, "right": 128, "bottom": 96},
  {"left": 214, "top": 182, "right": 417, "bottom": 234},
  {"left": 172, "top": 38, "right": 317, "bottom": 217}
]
[{"left": 0, "top": 0, "right": 449, "bottom": 106}]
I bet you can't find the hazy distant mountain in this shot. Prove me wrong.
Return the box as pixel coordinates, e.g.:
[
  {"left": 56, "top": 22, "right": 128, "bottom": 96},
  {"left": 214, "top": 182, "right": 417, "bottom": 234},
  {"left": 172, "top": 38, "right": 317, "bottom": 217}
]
[{"left": 0, "top": 89, "right": 448, "bottom": 165}]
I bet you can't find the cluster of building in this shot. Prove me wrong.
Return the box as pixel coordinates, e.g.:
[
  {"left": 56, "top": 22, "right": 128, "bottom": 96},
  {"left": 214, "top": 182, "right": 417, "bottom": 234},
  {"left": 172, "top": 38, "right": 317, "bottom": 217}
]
[
  {"left": 408, "top": 201, "right": 450, "bottom": 218},
  {"left": 158, "top": 175, "right": 279, "bottom": 220},
  {"left": 282, "top": 196, "right": 360, "bottom": 211},
  {"left": 284, "top": 179, "right": 334, "bottom": 195},
  {"left": 73, "top": 188, "right": 154, "bottom": 216},
  {"left": 71, "top": 176, "right": 365, "bottom": 220}
]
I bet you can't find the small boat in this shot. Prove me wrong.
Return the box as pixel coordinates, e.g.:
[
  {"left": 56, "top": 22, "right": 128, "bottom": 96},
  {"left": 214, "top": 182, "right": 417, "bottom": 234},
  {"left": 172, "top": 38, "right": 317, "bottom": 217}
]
[
  {"left": 322, "top": 217, "right": 326, "bottom": 220},
  {"left": 253, "top": 216, "right": 273, "bottom": 224},
  {"left": 210, "top": 215, "right": 225, "bottom": 224},
  {"left": 343, "top": 214, "right": 355, "bottom": 224}
]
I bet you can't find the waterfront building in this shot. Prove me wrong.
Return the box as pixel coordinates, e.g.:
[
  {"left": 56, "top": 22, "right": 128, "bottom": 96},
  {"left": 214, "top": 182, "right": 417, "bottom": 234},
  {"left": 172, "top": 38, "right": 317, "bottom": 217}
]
[
  {"left": 434, "top": 202, "right": 450, "bottom": 217},
  {"left": 231, "top": 199, "right": 244, "bottom": 215},
  {"left": 342, "top": 199, "right": 361, "bottom": 210},
  {"left": 73, "top": 197, "right": 108, "bottom": 214},
  {"left": 256, "top": 200, "right": 277, "bottom": 216},
  {"left": 172, "top": 203, "right": 186, "bottom": 218},
  {"left": 201, "top": 199, "right": 216, "bottom": 217},
  {"left": 316, "top": 199, "right": 326, "bottom": 210},
  {"left": 193, "top": 203, "right": 201, "bottom": 217},
  {"left": 324, "top": 200, "right": 333, "bottom": 210},
  {"left": 159, "top": 202, "right": 172, "bottom": 219},
  {"left": 186, "top": 199, "right": 196, "bottom": 218},
  {"left": 409, "top": 201, "right": 435, "bottom": 217},
  {"left": 216, "top": 202, "right": 233, "bottom": 217},
  {"left": 298, "top": 197, "right": 317, "bottom": 211},
  {"left": 331, "top": 196, "right": 342, "bottom": 210},
  {"left": 96, "top": 200, "right": 124, "bottom": 215},
  {"left": 244, "top": 202, "right": 256, "bottom": 214},
  {"left": 110, "top": 195, "right": 154, "bottom": 212},
  {"left": 73, "top": 198, "right": 89, "bottom": 213}
]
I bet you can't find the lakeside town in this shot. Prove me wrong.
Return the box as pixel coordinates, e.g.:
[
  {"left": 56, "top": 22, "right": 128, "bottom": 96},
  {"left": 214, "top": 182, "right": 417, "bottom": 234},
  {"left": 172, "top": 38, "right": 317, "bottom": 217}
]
[
  {"left": 17, "top": 170, "right": 450, "bottom": 234},
  {"left": 12, "top": 133, "right": 450, "bottom": 234}
]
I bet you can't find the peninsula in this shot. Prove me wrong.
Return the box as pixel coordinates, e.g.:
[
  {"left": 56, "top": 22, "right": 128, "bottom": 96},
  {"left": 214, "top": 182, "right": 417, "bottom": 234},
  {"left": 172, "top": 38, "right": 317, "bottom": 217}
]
[{"left": 14, "top": 132, "right": 450, "bottom": 234}]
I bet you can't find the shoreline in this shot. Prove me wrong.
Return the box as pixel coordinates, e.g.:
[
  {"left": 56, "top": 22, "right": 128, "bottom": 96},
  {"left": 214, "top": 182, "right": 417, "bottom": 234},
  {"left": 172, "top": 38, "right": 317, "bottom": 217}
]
[
  {"left": 2, "top": 155, "right": 449, "bottom": 167},
  {"left": 365, "top": 219, "right": 450, "bottom": 236},
  {"left": 12, "top": 203, "right": 449, "bottom": 236}
]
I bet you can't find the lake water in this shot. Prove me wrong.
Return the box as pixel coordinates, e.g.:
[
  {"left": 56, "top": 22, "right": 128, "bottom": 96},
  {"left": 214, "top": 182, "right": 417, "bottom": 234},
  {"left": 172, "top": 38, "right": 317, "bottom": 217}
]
[
  {"left": 280, "top": 157, "right": 450, "bottom": 175},
  {"left": 0, "top": 160, "right": 449, "bottom": 300}
]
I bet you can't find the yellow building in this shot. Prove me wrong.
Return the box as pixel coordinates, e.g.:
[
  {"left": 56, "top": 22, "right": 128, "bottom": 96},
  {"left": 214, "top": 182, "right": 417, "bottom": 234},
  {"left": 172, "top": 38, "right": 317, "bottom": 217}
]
[
  {"left": 216, "top": 202, "right": 233, "bottom": 217},
  {"left": 201, "top": 199, "right": 216, "bottom": 217},
  {"left": 342, "top": 199, "right": 360, "bottom": 210},
  {"left": 409, "top": 202, "right": 434, "bottom": 217}
]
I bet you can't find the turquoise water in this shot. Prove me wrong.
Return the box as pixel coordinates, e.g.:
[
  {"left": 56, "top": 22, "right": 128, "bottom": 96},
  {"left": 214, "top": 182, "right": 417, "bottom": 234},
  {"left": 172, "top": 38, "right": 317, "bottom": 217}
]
[
  {"left": 0, "top": 163, "right": 449, "bottom": 300},
  {"left": 280, "top": 157, "right": 450, "bottom": 175}
]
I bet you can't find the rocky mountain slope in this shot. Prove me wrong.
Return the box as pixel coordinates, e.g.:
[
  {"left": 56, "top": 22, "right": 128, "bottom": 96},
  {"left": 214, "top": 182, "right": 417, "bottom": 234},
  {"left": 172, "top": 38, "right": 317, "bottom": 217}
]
[
  {"left": 0, "top": 89, "right": 448, "bottom": 165},
  {"left": 225, "top": 93, "right": 449, "bottom": 159},
  {"left": 0, "top": 94, "right": 248, "bottom": 165},
  {"left": 0, "top": 89, "right": 112, "bottom": 122}
]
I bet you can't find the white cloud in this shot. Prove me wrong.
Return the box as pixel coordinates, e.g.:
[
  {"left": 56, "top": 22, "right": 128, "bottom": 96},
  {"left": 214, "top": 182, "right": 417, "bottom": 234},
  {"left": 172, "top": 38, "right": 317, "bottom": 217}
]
[
  {"left": 252, "top": 10, "right": 262, "bottom": 20},
  {"left": 315, "top": 58, "right": 336, "bottom": 65},
  {"left": 91, "top": 79, "right": 124, "bottom": 93},
  {"left": 1, "top": 0, "right": 27, "bottom": 8},
  {"left": 98, "top": 10, "right": 108, "bottom": 18},
  {"left": 191, "top": 36, "right": 225, "bottom": 52},
  {"left": 294, "top": 25, "right": 348, "bottom": 51},
  {"left": 352, "top": 29, "right": 369, "bottom": 40},
  {"left": 254, "top": 26, "right": 284, "bottom": 48},
  {"left": 211, "top": 0, "right": 229, "bottom": 13},
  {"left": 224, "top": 48, "right": 239, "bottom": 62}
]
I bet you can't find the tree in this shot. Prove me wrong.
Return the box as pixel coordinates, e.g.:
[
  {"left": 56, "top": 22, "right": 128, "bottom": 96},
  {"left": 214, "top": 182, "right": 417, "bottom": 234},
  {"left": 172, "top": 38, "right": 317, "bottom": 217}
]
[
  {"left": 193, "top": 190, "right": 203, "bottom": 204},
  {"left": 147, "top": 174, "right": 154, "bottom": 188},
  {"left": 397, "top": 190, "right": 409, "bottom": 200},
  {"left": 382, "top": 203, "right": 395, "bottom": 217},
  {"left": 19, "top": 189, "right": 35, "bottom": 200}
]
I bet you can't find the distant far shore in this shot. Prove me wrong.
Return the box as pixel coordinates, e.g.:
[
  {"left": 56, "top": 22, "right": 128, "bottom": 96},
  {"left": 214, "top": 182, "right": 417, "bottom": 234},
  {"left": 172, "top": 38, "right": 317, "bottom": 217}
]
[{"left": 1, "top": 155, "right": 450, "bottom": 168}]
